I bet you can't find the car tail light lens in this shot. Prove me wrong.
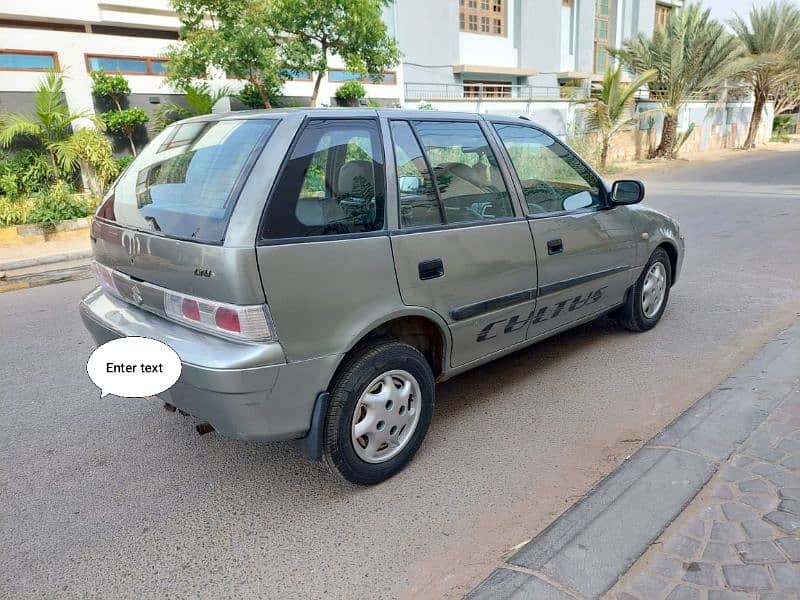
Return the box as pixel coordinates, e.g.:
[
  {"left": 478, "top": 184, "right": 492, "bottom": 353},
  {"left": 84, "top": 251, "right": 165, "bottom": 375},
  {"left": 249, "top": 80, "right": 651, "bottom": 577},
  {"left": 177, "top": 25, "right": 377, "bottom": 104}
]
[
  {"left": 93, "top": 261, "right": 120, "bottom": 298},
  {"left": 164, "top": 290, "right": 274, "bottom": 342},
  {"left": 181, "top": 298, "right": 201, "bottom": 321}
]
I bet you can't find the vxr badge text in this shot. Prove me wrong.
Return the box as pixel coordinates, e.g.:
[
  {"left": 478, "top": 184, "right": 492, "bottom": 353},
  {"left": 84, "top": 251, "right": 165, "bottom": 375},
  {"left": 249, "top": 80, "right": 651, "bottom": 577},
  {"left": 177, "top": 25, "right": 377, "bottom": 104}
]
[{"left": 477, "top": 286, "right": 608, "bottom": 342}]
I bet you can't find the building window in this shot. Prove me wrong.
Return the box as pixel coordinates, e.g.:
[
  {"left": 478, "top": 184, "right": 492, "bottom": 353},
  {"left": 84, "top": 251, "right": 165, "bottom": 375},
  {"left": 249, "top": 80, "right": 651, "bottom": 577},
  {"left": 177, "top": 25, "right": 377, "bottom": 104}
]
[
  {"left": 593, "top": 0, "right": 611, "bottom": 73},
  {"left": 280, "top": 68, "right": 312, "bottom": 81},
  {"left": 459, "top": 0, "right": 505, "bottom": 36},
  {"left": 655, "top": 4, "right": 672, "bottom": 27},
  {"left": 0, "top": 50, "right": 57, "bottom": 71},
  {"left": 463, "top": 80, "right": 511, "bottom": 98},
  {"left": 86, "top": 54, "right": 168, "bottom": 75},
  {"left": 328, "top": 70, "right": 397, "bottom": 85}
]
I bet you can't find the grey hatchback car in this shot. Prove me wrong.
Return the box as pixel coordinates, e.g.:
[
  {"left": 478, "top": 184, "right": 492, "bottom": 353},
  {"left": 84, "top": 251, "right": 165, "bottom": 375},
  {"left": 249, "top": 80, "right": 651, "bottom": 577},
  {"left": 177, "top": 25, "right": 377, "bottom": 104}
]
[{"left": 80, "top": 108, "right": 684, "bottom": 485}]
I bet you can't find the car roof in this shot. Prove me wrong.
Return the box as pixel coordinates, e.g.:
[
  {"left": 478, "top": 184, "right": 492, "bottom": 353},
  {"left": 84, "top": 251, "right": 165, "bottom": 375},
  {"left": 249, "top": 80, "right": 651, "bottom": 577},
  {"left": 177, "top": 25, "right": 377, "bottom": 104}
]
[{"left": 187, "top": 107, "right": 539, "bottom": 126}]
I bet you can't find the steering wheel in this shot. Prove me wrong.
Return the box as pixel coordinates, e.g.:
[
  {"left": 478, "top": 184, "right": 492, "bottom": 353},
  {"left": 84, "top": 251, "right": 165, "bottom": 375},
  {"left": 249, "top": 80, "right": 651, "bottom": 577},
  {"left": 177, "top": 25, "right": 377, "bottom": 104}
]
[{"left": 524, "top": 180, "right": 560, "bottom": 213}]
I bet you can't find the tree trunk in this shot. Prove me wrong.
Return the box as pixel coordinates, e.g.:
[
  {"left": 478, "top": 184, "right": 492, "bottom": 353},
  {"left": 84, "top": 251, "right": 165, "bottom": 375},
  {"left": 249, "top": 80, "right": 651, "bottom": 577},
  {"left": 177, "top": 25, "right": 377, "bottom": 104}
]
[
  {"left": 651, "top": 112, "right": 677, "bottom": 159},
  {"left": 600, "top": 137, "right": 609, "bottom": 169},
  {"left": 254, "top": 81, "right": 272, "bottom": 109},
  {"left": 310, "top": 72, "right": 325, "bottom": 108},
  {"left": 124, "top": 127, "right": 137, "bottom": 156},
  {"left": 743, "top": 90, "right": 767, "bottom": 150}
]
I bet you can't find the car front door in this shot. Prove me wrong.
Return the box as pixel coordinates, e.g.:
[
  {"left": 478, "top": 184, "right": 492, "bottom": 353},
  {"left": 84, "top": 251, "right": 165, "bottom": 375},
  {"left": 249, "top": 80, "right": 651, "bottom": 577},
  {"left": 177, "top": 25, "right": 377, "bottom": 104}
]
[
  {"left": 491, "top": 122, "right": 638, "bottom": 340},
  {"left": 387, "top": 118, "right": 538, "bottom": 367}
]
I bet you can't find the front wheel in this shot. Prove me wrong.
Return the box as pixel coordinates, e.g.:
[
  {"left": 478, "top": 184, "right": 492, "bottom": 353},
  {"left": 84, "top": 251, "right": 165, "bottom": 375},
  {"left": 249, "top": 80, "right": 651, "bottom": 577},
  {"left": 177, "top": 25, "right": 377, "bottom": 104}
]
[
  {"left": 323, "top": 341, "right": 434, "bottom": 485},
  {"left": 618, "top": 247, "right": 672, "bottom": 332}
]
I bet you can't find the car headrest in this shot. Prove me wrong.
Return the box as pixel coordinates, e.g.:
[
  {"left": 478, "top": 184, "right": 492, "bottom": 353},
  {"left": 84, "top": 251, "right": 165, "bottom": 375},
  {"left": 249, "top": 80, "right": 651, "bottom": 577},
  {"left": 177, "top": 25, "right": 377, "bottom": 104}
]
[{"left": 337, "top": 160, "right": 374, "bottom": 197}]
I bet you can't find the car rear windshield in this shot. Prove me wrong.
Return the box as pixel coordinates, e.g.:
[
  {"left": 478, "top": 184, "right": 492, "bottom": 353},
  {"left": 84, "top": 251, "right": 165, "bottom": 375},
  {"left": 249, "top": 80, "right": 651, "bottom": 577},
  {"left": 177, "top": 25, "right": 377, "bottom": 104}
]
[{"left": 96, "top": 118, "right": 276, "bottom": 243}]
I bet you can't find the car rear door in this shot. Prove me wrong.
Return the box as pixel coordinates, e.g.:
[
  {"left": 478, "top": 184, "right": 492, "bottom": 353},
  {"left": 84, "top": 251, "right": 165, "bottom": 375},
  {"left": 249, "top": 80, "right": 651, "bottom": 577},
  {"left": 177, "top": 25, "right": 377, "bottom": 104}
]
[
  {"left": 387, "top": 117, "right": 538, "bottom": 367},
  {"left": 490, "top": 121, "right": 638, "bottom": 340}
]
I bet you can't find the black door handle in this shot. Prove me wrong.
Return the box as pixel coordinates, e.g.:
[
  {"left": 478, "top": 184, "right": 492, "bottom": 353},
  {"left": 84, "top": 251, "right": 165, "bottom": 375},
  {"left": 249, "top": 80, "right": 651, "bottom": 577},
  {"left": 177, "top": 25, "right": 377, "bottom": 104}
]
[
  {"left": 418, "top": 258, "right": 444, "bottom": 280},
  {"left": 547, "top": 239, "right": 564, "bottom": 255}
]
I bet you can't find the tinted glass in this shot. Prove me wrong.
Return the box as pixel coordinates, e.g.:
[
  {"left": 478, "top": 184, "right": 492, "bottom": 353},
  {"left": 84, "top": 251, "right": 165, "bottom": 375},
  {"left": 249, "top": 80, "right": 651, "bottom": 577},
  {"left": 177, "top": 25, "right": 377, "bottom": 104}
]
[
  {"left": 0, "top": 52, "right": 55, "bottom": 70},
  {"left": 262, "top": 119, "right": 385, "bottom": 239},
  {"left": 151, "top": 60, "right": 169, "bottom": 74},
  {"left": 329, "top": 71, "right": 363, "bottom": 82},
  {"left": 96, "top": 119, "right": 274, "bottom": 243},
  {"left": 88, "top": 56, "right": 148, "bottom": 73},
  {"left": 390, "top": 121, "right": 442, "bottom": 228},
  {"left": 493, "top": 123, "right": 603, "bottom": 214},
  {"left": 412, "top": 121, "right": 514, "bottom": 224}
]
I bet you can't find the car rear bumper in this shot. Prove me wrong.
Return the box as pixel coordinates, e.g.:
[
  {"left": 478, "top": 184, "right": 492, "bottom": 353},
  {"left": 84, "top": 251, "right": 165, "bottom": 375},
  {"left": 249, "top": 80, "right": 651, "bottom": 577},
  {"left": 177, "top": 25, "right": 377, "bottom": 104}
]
[{"left": 79, "top": 287, "right": 340, "bottom": 441}]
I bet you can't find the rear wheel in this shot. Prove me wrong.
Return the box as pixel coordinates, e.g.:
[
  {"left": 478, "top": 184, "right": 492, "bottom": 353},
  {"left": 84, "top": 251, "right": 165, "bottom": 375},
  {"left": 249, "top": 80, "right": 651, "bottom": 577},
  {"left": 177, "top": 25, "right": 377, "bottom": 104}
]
[
  {"left": 323, "top": 341, "right": 434, "bottom": 485},
  {"left": 618, "top": 247, "right": 672, "bottom": 332}
]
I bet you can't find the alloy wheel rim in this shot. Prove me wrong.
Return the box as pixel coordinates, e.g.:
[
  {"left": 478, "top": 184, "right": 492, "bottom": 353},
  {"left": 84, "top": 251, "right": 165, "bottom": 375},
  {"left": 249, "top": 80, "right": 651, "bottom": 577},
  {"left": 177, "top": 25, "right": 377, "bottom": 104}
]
[
  {"left": 642, "top": 262, "right": 667, "bottom": 318},
  {"left": 351, "top": 370, "right": 422, "bottom": 464}
]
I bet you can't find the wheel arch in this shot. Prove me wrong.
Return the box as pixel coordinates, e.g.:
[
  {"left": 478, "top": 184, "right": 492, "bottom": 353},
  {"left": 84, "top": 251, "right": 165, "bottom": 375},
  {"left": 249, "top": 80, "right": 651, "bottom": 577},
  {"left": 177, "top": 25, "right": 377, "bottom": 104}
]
[{"left": 655, "top": 240, "right": 679, "bottom": 286}]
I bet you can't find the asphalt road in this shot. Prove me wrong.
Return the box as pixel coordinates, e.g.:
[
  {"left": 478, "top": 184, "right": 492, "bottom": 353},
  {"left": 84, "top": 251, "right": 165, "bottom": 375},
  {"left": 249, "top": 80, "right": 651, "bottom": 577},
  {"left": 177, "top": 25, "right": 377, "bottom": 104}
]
[{"left": 2, "top": 148, "right": 800, "bottom": 599}]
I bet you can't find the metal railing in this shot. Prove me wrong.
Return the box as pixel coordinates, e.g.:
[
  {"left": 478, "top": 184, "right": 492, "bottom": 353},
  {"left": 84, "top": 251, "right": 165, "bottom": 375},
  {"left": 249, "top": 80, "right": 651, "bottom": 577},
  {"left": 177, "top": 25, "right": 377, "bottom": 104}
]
[{"left": 404, "top": 82, "right": 588, "bottom": 101}]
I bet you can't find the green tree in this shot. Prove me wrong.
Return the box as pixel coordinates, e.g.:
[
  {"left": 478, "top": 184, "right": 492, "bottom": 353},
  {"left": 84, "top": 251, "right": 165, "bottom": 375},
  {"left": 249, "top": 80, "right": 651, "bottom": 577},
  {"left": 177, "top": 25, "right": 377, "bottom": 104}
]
[
  {"left": 90, "top": 71, "right": 149, "bottom": 156},
  {"left": 165, "top": 0, "right": 283, "bottom": 108},
  {"left": 581, "top": 65, "right": 658, "bottom": 169},
  {"left": 730, "top": 0, "right": 800, "bottom": 148},
  {"left": 270, "top": 0, "right": 400, "bottom": 107},
  {"left": 0, "top": 70, "right": 94, "bottom": 176},
  {"left": 615, "top": 4, "right": 743, "bottom": 158}
]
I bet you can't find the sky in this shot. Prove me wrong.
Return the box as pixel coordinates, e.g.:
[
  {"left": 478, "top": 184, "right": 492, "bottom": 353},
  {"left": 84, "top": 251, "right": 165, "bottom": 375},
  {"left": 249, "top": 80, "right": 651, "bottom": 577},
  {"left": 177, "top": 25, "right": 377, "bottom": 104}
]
[{"left": 701, "top": 0, "right": 800, "bottom": 22}]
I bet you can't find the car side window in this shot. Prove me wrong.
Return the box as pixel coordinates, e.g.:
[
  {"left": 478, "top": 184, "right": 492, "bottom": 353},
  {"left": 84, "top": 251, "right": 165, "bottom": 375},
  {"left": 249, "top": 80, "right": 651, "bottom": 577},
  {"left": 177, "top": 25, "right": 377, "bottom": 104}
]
[
  {"left": 389, "top": 121, "right": 444, "bottom": 228},
  {"left": 412, "top": 121, "right": 514, "bottom": 224},
  {"left": 493, "top": 123, "right": 603, "bottom": 215},
  {"left": 262, "top": 119, "right": 385, "bottom": 239}
]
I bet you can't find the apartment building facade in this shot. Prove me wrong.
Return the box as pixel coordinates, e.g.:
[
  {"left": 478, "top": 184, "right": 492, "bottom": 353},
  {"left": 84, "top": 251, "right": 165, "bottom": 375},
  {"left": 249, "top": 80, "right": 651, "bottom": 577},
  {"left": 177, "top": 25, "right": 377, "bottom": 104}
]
[
  {"left": 0, "top": 0, "right": 404, "bottom": 125},
  {"left": 0, "top": 0, "right": 681, "bottom": 121},
  {"left": 399, "top": 0, "right": 683, "bottom": 101}
]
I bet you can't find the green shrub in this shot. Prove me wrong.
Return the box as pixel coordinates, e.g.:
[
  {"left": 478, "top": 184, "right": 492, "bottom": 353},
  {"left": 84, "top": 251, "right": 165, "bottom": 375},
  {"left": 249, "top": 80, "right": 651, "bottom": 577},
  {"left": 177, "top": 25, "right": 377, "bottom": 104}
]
[
  {"left": 72, "top": 128, "right": 117, "bottom": 195},
  {"left": 27, "top": 181, "right": 91, "bottom": 226},
  {"left": 90, "top": 71, "right": 131, "bottom": 109},
  {"left": 114, "top": 155, "right": 135, "bottom": 173},
  {"left": 773, "top": 115, "right": 792, "bottom": 134},
  {"left": 0, "top": 150, "right": 53, "bottom": 199},
  {"left": 101, "top": 108, "right": 149, "bottom": 134},
  {"left": 0, "top": 197, "right": 33, "bottom": 226},
  {"left": 335, "top": 81, "right": 366, "bottom": 103}
]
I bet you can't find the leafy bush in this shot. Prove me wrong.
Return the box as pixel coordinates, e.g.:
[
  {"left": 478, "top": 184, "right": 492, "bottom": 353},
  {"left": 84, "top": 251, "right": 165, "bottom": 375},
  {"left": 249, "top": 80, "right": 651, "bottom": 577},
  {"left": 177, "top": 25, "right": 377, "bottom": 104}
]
[
  {"left": 238, "top": 80, "right": 285, "bottom": 109},
  {"left": 417, "top": 102, "right": 436, "bottom": 111},
  {"left": 101, "top": 108, "right": 149, "bottom": 134},
  {"left": 27, "top": 181, "right": 92, "bottom": 226},
  {"left": 0, "top": 197, "right": 33, "bottom": 226},
  {"left": 773, "top": 115, "right": 792, "bottom": 134},
  {"left": 0, "top": 150, "right": 53, "bottom": 199},
  {"left": 335, "top": 81, "right": 366, "bottom": 103},
  {"left": 114, "top": 155, "right": 135, "bottom": 174},
  {"left": 90, "top": 71, "right": 131, "bottom": 110},
  {"left": 72, "top": 128, "right": 118, "bottom": 195}
]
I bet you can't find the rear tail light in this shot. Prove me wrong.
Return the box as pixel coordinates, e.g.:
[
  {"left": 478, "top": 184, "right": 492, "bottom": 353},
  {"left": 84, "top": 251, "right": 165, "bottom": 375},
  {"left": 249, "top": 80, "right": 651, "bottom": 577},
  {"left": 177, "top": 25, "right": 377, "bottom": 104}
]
[
  {"left": 94, "top": 262, "right": 275, "bottom": 343},
  {"left": 164, "top": 290, "right": 275, "bottom": 342},
  {"left": 93, "top": 261, "right": 120, "bottom": 298}
]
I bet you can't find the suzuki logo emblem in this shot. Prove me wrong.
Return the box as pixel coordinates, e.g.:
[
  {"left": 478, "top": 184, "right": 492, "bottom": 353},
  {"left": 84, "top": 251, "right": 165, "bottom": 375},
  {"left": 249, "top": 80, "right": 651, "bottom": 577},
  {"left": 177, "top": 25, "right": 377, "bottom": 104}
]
[{"left": 129, "top": 285, "right": 143, "bottom": 305}]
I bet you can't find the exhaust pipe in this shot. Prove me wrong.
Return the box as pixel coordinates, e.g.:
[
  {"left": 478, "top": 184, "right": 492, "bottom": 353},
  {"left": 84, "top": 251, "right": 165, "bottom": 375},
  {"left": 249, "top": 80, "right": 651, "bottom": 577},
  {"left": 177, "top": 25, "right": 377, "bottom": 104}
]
[{"left": 196, "top": 422, "right": 215, "bottom": 436}]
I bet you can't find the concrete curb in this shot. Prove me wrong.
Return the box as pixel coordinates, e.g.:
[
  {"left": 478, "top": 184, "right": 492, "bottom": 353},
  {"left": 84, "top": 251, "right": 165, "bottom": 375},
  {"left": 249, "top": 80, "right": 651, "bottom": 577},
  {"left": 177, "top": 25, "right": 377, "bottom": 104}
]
[
  {"left": 0, "top": 261, "right": 93, "bottom": 293},
  {"left": 0, "top": 249, "right": 93, "bottom": 272},
  {"left": 468, "top": 320, "right": 800, "bottom": 600}
]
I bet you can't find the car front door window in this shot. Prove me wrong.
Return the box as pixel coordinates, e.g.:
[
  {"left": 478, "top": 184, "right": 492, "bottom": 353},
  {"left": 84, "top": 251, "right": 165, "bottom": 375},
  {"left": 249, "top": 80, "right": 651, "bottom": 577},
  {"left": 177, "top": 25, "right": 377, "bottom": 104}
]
[{"left": 493, "top": 123, "right": 604, "bottom": 215}]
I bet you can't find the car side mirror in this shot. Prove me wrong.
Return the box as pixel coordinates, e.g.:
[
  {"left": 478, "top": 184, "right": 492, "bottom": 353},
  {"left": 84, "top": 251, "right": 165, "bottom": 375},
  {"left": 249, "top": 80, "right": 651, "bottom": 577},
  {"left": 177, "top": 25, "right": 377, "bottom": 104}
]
[
  {"left": 611, "top": 180, "right": 645, "bottom": 205},
  {"left": 398, "top": 176, "right": 421, "bottom": 194}
]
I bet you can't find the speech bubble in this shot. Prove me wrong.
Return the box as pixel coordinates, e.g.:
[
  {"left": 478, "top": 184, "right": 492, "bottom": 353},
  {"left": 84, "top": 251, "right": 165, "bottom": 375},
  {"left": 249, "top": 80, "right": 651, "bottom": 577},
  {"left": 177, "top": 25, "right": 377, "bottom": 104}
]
[{"left": 86, "top": 337, "right": 182, "bottom": 398}]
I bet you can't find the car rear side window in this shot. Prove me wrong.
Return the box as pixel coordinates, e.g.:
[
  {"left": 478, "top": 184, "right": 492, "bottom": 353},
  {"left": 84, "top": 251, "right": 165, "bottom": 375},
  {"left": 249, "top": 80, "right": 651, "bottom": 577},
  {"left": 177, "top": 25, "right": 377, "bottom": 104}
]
[
  {"left": 389, "top": 121, "right": 443, "bottom": 228},
  {"left": 262, "top": 119, "right": 386, "bottom": 239},
  {"left": 411, "top": 121, "right": 514, "bottom": 224},
  {"left": 96, "top": 118, "right": 275, "bottom": 243}
]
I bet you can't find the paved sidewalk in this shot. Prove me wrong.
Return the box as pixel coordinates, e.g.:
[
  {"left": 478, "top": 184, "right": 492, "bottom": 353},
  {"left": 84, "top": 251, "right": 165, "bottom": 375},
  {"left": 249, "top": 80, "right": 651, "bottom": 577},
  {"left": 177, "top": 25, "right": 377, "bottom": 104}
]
[
  {"left": 469, "top": 321, "right": 800, "bottom": 600},
  {"left": 0, "top": 236, "right": 91, "bottom": 270},
  {"left": 611, "top": 390, "right": 800, "bottom": 599}
]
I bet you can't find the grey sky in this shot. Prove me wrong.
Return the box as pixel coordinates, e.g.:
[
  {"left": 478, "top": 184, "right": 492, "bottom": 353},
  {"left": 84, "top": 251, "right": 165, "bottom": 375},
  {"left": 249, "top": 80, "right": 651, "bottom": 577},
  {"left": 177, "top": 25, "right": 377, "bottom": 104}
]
[{"left": 700, "top": 0, "right": 800, "bottom": 22}]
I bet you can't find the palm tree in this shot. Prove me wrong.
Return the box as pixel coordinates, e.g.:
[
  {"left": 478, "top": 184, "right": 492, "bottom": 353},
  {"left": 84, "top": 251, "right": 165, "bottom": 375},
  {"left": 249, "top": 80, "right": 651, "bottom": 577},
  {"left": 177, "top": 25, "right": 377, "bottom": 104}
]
[
  {"left": 730, "top": 1, "right": 800, "bottom": 149},
  {"left": 615, "top": 4, "right": 743, "bottom": 158},
  {"left": 153, "top": 83, "right": 234, "bottom": 132},
  {"left": 0, "top": 70, "right": 94, "bottom": 176},
  {"left": 582, "top": 65, "right": 657, "bottom": 169}
]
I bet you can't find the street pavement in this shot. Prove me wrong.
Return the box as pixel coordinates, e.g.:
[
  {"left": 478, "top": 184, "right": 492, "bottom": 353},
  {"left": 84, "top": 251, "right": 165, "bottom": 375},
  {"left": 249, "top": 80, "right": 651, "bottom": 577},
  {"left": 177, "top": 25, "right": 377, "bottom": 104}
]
[{"left": 2, "top": 148, "right": 800, "bottom": 599}]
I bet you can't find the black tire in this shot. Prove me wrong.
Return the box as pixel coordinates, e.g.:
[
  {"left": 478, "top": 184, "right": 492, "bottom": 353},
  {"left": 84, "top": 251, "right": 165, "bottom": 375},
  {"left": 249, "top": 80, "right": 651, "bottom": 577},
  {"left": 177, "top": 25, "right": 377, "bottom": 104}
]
[
  {"left": 618, "top": 247, "right": 672, "bottom": 332},
  {"left": 322, "top": 341, "right": 434, "bottom": 485}
]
